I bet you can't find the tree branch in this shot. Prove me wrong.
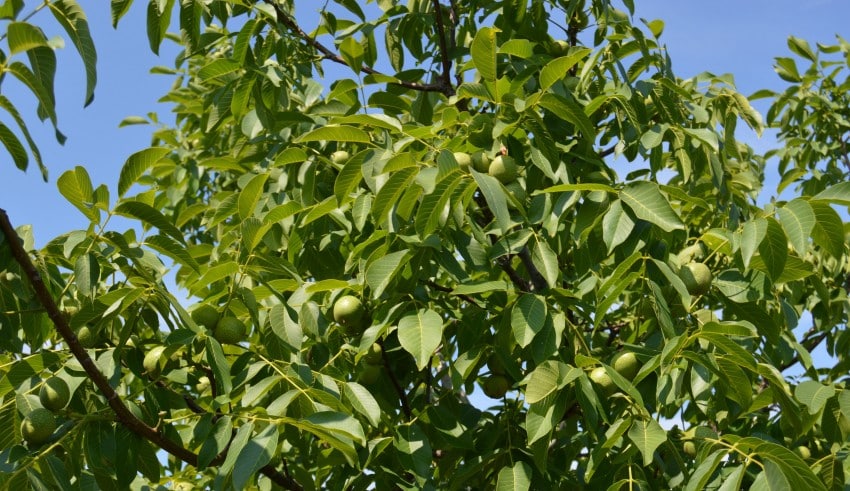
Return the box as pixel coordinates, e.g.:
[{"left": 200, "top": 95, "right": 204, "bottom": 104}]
[
  {"left": 430, "top": 0, "right": 455, "bottom": 96},
  {"left": 0, "top": 209, "right": 302, "bottom": 491},
  {"left": 518, "top": 246, "right": 548, "bottom": 291},
  {"left": 263, "top": 0, "right": 448, "bottom": 94}
]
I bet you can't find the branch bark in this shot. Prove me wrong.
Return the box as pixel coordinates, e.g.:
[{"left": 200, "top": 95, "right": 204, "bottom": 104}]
[
  {"left": 430, "top": 0, "right": 455, "bottom": 96},
  {"left": 0, "top": 209, "right": 302, "bottom": 491}
]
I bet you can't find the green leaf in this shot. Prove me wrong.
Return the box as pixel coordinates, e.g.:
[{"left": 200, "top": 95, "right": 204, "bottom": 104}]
[
  {"left": 472, "top": 170, "right": 514, "bottom": 234},
  {"left": 774, "top": 56, "right": 801, "bottom": 82},
  {"left": 295, "top": 125, "right": 371, "bottom": 143},
  {"left": 602, "top": 199, "right": 635, "bottom": 253},
  {"left": 809, "top": 200, "right": 845, "bottom": 257},
  {"left": 511, "top": 294, "right": 547, "bottom": 348},
  {"left": 114, "top": 201, "right": 184, "bottom": 244},
  {"left": 48, "top": 0, "right": 97, "bottom": 106},
  {"left": 778, "top": 198, "right": 815, "bottom": 255},
  {"left": 218, "top": 421, "right": 254, "bottom": 476},
  {"left": 365, "top": 249, "right": 410, "bottom": 299},
  {"left": 7, "top": 22, "right": 49, "bottom": 54},
  {"left": 813, "top": 182, "right": 850, "bottom": 206},
  {"left": 627, "top": 419, "right": 666, "bottom": 466},
  {"left": 537, "top": 93, "right": 595, "bottom": 138},
  {"left": 539, "top": 48, "right": 591, "bottom": 90},
  {"left": 372, "top": 167, "right": 418, "bottom": 223},
  {"left": 531, "top": 237, "right": 559, "bottom": 288},
  {"left": 343, "top": 382, "right": 382, "bottom": 427},
  {"left": 238, "top": 173, "right": 268, "bottom": 221},
  {"left": 145, "top": 234, "right": 200, "bottom": 273},
  {"left": 787, "top": 36, "right": 816, "bottom": 61},
  {"left": 74, "top": 253, "right": 99, "bottom": 299},
  {"left": 205, "top": 337, "right": 233, "bottom": 396},
  {"left": 118, "top": 147, "right": 170, "bottom": 197},
  {"left": 741, "top": 218, "right": 767, "bottom": 268},
  {"left": 619, "top": 181, "right": 684, "bottom": 232},
  {"left": 471, "top": 26, "right": 498, "bottom": 81},
  {"left": 0, "top": 94, "right": 47, "bottom": 178},
  {"left": 495, "top": 461, "right": 532, "bottom": 491},
  {"left": 758, "top": 218, "right": 787, "bottom": 282},
  {"left": 198, "top": 58, "right": 241, "bottom": 81},
  {"left": 756, "top": 441, "right": 826, "bottom": 491},
  {"left": 684, "top": 450, "right": 728, "bottom": 491},
  {"left": 57, "top": 166, "right": 98, "bottom": 221},
  {"left": 198, "top": 416, "right": 232, "bottom": 469},
  {"left": 398, "top": 308, "right": 443, "bottom": 370},
  {"left": 794, "top": 380, "right": 835, "bottom": 415},
  {"left": 6, "top": 62, "right": 60, "bottom": 137},
  {"left": 304, "top": 411, "right": 366, "bottom": 445},
  {"left": 525, "top": 360, "right": 581, "bottom": 404},
  {"left": 232, "top": 424, "right": 278, "bottom": 490},
  {"left": 0, "top": 122, "right": 29, "bottom": 173}
]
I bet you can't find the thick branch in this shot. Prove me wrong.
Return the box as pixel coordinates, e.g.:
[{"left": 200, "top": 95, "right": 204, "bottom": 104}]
[
  {"left": 518, "top": 246, "right": 548, "bottom": 292},
  {"left": 430, "top": 0, "right": 455, "bottom": 96},
  {"left": 0, "top": 209, "right": 301, "bottom": 491},
  {"left": 264, "top": 0, "right": 448, "bottom": 94}
]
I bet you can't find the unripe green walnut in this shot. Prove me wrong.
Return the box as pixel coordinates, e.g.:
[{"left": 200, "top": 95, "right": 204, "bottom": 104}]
[
  {"left": 549, "top": 39, "right": 570, "bottom": 57},
  {"left": 143, "top": 345, "right": 167, "bottom": 377},
  {"left": 214, "top": 317, "right": 246, "bottom": 344},
  {"left": 21, "top": 408, "right": 56, "bottom": 446},
  {"left": 683, "top": 441, "right": 697, "bottom": 457},
  {"left": 453, "top": 152, "right": 472, "bottom": 171},
  {"left": 481, "top": 375, "right": 511, "bottom": 398},
  {"left": 471, "top": 152, "right": 491, "bottom": 173},
  {"left": 77, "top": 326, "right": 98, "bottom": 348},
  {"left": 611, "top": 351, "right": 640, "bottom": 381},
  {"left": 363, "top": 343, "right": 383, "bottom": 364},
  {"left": 331, "top": 150, "right": 350, "bottom": 164},
  {"left": 333, "top": 295, "right": 366, "bottom": 334},
  {"left": 679, "top": 262, "right": 713, "bottom": 296},
  {"left": 487, "top": 354, "right": 506, "bottom": 376},
  {"left": 488, "top": 155, "right": 518, "bottom": 183},
  {"left": 795, "top": 445, "right": 811, "bottom": 460},
  {"left": 39, "top": 377, "right": 70, "bottom": 412},
  {"left": 359, "top": 363, "right": 381, "bottom": 385},
  {"left": 589, "top": 367, "right": 616, "bottom": 396},
  {"left": 191, "top": 304, "right": 220, "bottom": 330}
]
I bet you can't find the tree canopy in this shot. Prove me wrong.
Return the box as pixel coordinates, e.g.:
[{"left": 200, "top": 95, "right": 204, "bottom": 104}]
[{"left": 1, "top": 1, "right": 849, "bottom": 489}]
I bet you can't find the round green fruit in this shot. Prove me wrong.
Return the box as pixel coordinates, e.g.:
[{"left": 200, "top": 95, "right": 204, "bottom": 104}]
[
  {"left": 143, "top": 345, "right": 167, "bottom": 377},
  {"left": 195, "top": 376, "right": 211, "bottom": 393},
  {"left": 214, "top": 317, "right": 246, "bottom": 344},
  {"left": 589, "top": 367, "right": 616, "bottom": 396},
  {"left": 21, "top": 408, "right": 56, "bottom": 446},
  {"left": 76, "top": 326, "right": 98, "bottom": 348},
  {"left": 363, "top": 343, "right": 383, "bottom": 365},
  {"left": 39, "top": 377, "right": 70, "bottom": 412},
  {"left": 453, "top": 152, "right": 472, "bottom": 171},
  {"left": 550, "top": 39, "right": 570, "bottom": 57},
  {"left": 331, "top": 150, "right": 350, "bottom": 165},
  {"left": 333, "top": 295, "right": 366, "bottom": 334},
  {"left": 471, "top": 151, "right": 491, "bottom": 173},
  {"left": 488, "top": 155, "right": 518, "bottom": 183},
  {"left": 611, "top": 351, "right": 640, "bottom": 381},
  {"left": 191, "top": 304, "right": 220, "bottom": 330},
  {"left": 481, "top": 375, "right": 511, "bottom": 399},
  {"left": 680, "top": 262, "right": 712, "bottom": 296},
  {"left": 795, "top": 445, "right": 811, "bottom": 460},
  {"left": 487, "top": 354, "right": 506, "bottom": 376},
  {"left": 683, "top": 441, "right": 697, "bottom": 457},
  {"left": 359, "top": 363, "right": 381, "bottom": 385}
]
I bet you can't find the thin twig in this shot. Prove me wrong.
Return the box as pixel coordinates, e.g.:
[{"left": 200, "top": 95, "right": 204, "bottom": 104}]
[
  {"left": 380, "top": 341, "right": 412, "bottom": 419},
  {"left": 0, "top": 209, "right": 302, "bottom": 491},
  {"left": 518, "top": 246, "right": 548, "bottom": 291}
]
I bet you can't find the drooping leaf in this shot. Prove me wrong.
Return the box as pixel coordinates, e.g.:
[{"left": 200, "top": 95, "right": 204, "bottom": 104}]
[{"left": 397, "top": 308, "right": 443, "bottom": 370}]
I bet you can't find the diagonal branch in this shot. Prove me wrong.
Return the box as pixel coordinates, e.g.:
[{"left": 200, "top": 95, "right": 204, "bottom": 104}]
[
  {"left": 0, "top": 209, "right": 302, "bottom": 491},
  {"left": 263, "top": 0, "right": 449, "bottom": 95}
]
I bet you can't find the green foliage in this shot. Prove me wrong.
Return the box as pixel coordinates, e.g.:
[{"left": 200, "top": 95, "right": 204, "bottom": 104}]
[{"left": 1, "top": 1, "right": 849, "bottom": 489}]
